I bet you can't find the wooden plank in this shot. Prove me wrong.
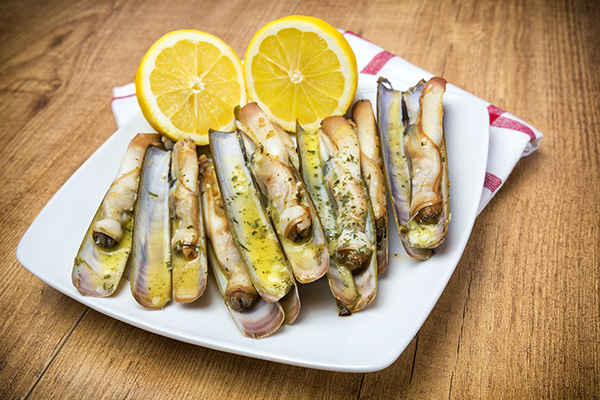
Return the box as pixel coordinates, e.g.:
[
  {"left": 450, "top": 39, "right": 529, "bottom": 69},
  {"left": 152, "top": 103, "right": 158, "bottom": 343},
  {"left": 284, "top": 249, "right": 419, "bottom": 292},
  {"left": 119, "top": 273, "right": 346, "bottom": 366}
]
[
  {"left": 0, "top": 0, "right": 123, "bottom": 397},
  {"left": 29, "top": 310, "right": 361, "bottom": 399}
]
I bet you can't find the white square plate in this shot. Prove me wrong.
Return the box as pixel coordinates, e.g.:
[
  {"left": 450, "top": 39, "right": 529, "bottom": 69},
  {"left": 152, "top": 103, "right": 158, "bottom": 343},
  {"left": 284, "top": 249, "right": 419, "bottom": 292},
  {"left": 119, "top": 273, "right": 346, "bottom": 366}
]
[{"left": 17, "top": 74, "right": 489, "bottom": 372}]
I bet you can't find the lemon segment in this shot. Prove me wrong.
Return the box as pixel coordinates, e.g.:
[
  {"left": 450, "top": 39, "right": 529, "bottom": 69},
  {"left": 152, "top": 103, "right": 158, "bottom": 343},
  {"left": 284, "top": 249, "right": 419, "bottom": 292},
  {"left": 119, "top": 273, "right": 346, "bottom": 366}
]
[
  {"left": 136, "top": 30, "right": 246, "bottom": 145},
  {"left": 244, "top": 16, "right": 358, "bottom": 132}
]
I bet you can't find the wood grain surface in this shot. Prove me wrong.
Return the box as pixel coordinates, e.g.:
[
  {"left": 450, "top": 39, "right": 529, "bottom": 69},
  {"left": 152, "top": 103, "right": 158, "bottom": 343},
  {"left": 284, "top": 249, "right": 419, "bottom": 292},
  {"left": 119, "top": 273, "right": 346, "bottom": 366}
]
[{"left": 1, "top": 0, "right": 598, "bottom": 398}]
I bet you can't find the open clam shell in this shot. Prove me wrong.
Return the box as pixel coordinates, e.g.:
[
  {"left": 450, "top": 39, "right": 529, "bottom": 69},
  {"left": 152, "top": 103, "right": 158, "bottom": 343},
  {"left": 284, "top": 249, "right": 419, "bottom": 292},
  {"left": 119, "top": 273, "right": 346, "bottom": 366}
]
[
  {"left": 169, "top": 138, "right": 208, "bottom": 303},
  {"left": 209, "top": 129, "right": 295, "bottom": 303},
  {"left": 297, "top": 123, "right": 377, "bottom": 315},
  {"left": 129, "top": 145, "right": 172, "bottom": 309},
  {"left": 235, "top": 103, "right": 328, "bottom": 284},
  {"left": 377, "top": 77, "right": 449, "bottom": 260},
  {"left": 72, "top": 133, "right": 161, "bottom": 297}
]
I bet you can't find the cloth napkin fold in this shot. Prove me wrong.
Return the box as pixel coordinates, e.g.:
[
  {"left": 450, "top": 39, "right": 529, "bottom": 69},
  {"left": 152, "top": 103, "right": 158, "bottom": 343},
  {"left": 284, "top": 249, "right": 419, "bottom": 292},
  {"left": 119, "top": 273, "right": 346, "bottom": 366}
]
[{"left": 111, "top": 30, "right": 542, "bottom": 214}]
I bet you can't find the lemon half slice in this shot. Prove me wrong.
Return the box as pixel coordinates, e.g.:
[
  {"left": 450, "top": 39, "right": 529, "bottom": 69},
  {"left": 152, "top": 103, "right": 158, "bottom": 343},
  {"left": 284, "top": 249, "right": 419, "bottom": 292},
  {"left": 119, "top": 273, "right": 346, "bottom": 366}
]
[
  {"left": 136, "top": 30, "right": 246, "bottom": 145},
  {"left": 244, "top": 16, "right": 358, "bottom": 132}
]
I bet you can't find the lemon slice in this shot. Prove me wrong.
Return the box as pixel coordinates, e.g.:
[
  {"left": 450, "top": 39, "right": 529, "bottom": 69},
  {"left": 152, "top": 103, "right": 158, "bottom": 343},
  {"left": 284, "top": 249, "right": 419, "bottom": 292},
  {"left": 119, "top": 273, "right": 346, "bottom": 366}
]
[
  {"left": 244, "top": 16, "right": 358, "bottom": 132},
  {"left": 136, "top": 30, "right": 246, "bottom": 145}
]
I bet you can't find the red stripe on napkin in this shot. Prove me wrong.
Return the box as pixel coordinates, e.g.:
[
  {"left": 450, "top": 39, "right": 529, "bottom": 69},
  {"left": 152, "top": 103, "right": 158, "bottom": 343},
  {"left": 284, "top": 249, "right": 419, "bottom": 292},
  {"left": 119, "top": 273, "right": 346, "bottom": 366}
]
[
  {"left": 487, "top": 105, "right": 536, "bottom": 142},
  {"left": 488, "top": 105, "right": 504, "bottom": 124},
  {"left": 492, "top": 117, "right": 537, "bottom": 142},
  {"left": 483, "top": 172, "right": 502, "bottom": 193},
  {"left": 361, "top": 50, "right": 394, "bottom": 75},
  {"left": 112, "top": 93, "right": 136, "bottom": 102}
]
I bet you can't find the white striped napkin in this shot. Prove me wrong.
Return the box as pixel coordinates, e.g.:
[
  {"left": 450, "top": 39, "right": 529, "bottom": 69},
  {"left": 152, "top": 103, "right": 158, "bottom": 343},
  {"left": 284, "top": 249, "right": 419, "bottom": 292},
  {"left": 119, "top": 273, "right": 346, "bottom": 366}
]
[{"left": 111, "top": 30, "right": 543, "bottom": 214}]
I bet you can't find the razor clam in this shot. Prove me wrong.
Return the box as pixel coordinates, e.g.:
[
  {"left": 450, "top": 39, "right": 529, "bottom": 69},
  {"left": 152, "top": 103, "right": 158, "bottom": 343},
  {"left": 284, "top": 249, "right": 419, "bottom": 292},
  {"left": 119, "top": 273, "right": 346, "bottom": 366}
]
[
  {"left": 206, "top": 238, "right": 284, "bottom": 339},
  {"left": 321, "top": 116, "right": 374, "bottom": 271},
  {"left": 198, "top": 155, "right": 258, "bottom": 311},
  {"left": 377, "top": 77, "right": 449, "bottom": 259},
  {"left": 236, "top": 102, "right": 328, "bottom": 283},
  {"left": 296, "top": 125, "right": 358, "bottom": 306},
  {"left": 200, "top": 154, "right": 300, "bottom": 326},
  {"left": 170, "top": 138, "right": 207, "bottom": 303},
  {"left": 236, "top": 103, "right": 311, "bottom": 243},
  {"left": 377, "top": 78, "right": 431, "bottom": 260},
  {"left": 209, "top": 129, "right": 295, "bottom": 303},
  {"left": 404, "top": 77, "right": 449, "bottom": 247},
  {"left": 297, "top": 122, "right": 377, "bottom": 315},
  {"left": 352, "top": 100, "right": 388, "bottom": 275},
  {"left": 72, "top": 133, "right": 162, "bottom": 297},
  {"left": 129, "top": 145, "right": 172, "bottom": 309}
]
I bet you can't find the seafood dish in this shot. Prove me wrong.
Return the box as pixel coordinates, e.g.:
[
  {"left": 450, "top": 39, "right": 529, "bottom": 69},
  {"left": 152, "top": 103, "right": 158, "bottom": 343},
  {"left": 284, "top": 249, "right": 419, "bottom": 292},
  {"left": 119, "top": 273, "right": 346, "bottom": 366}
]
[
  {"left": 69, "top": 75, "right": 451, "bottom": 336},
  {"left": 17, "top": 70, "right": 491, "bottom": 370}
]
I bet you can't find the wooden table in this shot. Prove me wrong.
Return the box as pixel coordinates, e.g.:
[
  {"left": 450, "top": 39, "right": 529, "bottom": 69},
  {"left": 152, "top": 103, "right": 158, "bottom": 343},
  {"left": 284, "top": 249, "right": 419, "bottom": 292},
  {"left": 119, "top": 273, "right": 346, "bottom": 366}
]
[{"left": 2, "top": 0, "right": 598, "bottom": 398}]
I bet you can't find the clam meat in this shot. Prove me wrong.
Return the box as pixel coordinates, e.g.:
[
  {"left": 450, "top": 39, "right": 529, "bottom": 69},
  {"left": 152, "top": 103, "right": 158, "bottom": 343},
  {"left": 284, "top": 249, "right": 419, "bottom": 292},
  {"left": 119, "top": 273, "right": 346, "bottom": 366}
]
[
  {"left": 72, "top": 133, "right": 162, "bottom": 297},
  {"left": 170, "top": 138, "right": 207, "bottom": 303}
]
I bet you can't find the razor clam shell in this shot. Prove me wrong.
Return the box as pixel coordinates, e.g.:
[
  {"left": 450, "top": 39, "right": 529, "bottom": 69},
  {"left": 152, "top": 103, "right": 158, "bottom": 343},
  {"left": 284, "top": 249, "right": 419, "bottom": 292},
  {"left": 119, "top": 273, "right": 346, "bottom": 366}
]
[
  {"left": 129, "top": 146, "right": 172, "bottom": 309},
  {"left": 72, "top": 133, "right": 161, "bottom": 297},
  {"left": 402, "top": 78, "right": 450, "bottom": 250},
  {"left": 279, "top": 282, "right": 301, "bottom": 324},
  {"left": 321, "top": 126, "right": 378, "bottom": 314},
  {"left": 170, "top": 139, "right": 208, "bottom": 304},
  {"left": 207, "top": 241, "right": 284, "bottom": 339},
  {"left": 297, "top": 124, "right": 377, "bottom": 315},
  {"left": 377, "top": 78, "right": 434, "bottom": 260},
  {"left": 377, "top": 78, "right": 414, "bottom": 227},
  {"left": 353, "top": 99, "right": 389, "bottom": 275},
  {"left": 209, "top": 129, "right": 294, "bottom": 303},
  {"left": 320, "top": 117, "right": 374, "bottom": 271},
  {"left": 296, "top": 126, "right": 359, "bottom": 306},
  {"left": 199, "top": 155, "right": 258, "bottom": 311},
  {"left": 239, "top": 131, "right": 329, "bottom": 284}
]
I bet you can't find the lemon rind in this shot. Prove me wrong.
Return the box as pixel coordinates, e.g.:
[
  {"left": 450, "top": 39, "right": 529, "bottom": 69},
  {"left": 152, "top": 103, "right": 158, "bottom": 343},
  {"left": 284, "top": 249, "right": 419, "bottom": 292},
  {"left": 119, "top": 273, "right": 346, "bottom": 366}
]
[
  {"left": 244, "top": 16, "right": 358, "bottom": 132},
  {"left": 136, "top": 30, "right": 246, "bottom": 145}
]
